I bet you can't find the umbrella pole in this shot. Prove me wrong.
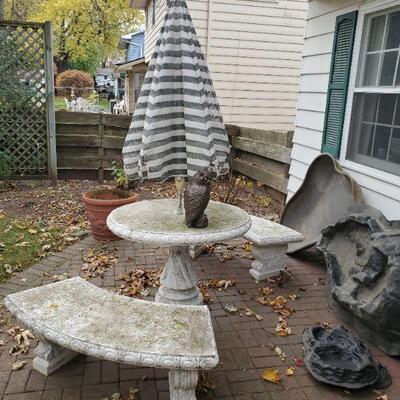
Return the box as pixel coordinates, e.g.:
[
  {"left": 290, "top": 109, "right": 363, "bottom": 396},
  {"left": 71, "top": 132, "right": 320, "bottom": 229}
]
[{"left": 175, "top": 176, "right": 185, "bottom": 215}]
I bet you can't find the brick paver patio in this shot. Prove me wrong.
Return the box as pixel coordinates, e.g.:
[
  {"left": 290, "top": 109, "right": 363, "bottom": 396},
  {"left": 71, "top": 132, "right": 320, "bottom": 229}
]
[{"left": 0, "top": 236, "right": 398, "bottom": 400}]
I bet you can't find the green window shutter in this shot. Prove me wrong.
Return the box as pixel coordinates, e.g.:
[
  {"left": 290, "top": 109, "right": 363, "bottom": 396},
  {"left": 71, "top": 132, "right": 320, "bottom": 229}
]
[{"left": 321, "top": 11, "right": 358, "bottom": 158}]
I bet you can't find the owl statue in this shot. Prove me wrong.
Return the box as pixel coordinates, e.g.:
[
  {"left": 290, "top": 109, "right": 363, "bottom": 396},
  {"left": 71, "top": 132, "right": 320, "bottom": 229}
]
[{"left": 184, "top": 169, "right": 213, "bottom": 228}]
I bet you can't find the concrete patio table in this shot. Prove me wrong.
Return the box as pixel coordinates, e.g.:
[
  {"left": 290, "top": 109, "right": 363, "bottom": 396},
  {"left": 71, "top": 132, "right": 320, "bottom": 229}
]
[{"left": 107, "top": 199, "right": 251, "bottom": 305}]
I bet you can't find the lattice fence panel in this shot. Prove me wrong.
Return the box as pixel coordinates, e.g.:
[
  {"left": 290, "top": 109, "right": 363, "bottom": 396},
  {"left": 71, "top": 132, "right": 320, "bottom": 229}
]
[{"left": 0, "top": 21, "right": 51, "bottom": 177}]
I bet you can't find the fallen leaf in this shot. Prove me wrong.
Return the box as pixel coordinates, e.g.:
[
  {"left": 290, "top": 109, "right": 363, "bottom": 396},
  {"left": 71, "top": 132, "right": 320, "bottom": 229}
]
[
  {"left": 12, "top": 361, "right": 27, "bottom": 371},
  {"left": 375, "top": 392, "right": 389, "bottom": 400},
  {"left": 286, "top": 367, "right": 295, "bottom": 376},
  {"left": 262, "top": 368, "right": 281, "bottom": 383},
  {"left": 294, "top": 358, "right": 304, "bottom": 367},
  {"left": 274, "top": 346, "right": 286, "bottom": 360},
  {"left": 242, "top": 241, "right": 252, "bottom": 252},
  {"left": 128, "top": 388, "right": 140, "bottom": 400},
  {"left": 15, "top": 241, "right": 30, "bottom": 247},
  {"left": 223, "top": 305, "right": 238, "bottom": 313},
  {"left": 240, "top": 306, "right": 263, "bottom": 321},
  {"left": 276, "top": 317, "right": 292, "bottom": 337}
]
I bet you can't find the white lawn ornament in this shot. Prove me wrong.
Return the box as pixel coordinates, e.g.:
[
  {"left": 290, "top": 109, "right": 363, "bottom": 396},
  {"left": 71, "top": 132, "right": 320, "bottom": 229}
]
[{"left": 113, "top": 96, "right": 127, "bottom": 115}]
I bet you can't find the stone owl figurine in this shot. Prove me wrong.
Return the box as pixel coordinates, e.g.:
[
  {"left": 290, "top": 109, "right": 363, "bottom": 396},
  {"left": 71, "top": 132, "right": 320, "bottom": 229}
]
[{"left": 184, "top": 169, "right": 213, "bottom": 228}]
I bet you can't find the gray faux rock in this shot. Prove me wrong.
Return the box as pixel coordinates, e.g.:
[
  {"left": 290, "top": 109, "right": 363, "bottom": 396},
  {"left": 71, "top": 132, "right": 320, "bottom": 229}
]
[
  {"left": 317, "top": 205, "right": 400, "bottom": 355},
  {"left": 303, "top": 325, "right": 391, "bottom": 389}
]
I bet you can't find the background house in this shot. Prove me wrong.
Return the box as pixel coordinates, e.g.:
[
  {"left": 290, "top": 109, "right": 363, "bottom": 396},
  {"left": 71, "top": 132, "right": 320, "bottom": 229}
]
[
  {"left": 130, "top": 0, "right": 309, "bottom": 131},
  {"left": 95, "top": 68, "right": 115, "bottom": 94},
  {"left": 115, "top": 30, "right": 147, "bottom": 114},
  {"left": 288, "top": 0, "right": 400, "bottom": 219}
]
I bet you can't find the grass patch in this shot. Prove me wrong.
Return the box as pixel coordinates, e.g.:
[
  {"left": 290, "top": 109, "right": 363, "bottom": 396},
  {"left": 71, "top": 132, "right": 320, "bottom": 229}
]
[
  {"left": 55, "top": 96, "right": 67, "bottom": 110},
  {"left": 54, "top": 96, "right": 110, "bottom": 112},
  {"left": 0, "top": 214, "right": 67, "bottom": 282}
]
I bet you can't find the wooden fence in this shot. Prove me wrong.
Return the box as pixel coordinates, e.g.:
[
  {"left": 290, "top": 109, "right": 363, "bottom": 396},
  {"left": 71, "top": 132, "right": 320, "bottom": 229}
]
[{"left": 56, "top": 111, "right": 293, "bottom": 201}]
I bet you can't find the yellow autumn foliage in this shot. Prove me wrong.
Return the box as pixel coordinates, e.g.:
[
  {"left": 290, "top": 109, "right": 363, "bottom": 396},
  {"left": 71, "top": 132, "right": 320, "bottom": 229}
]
[{"left": 30, "top": 0, "right": 143, "bottom": 71}]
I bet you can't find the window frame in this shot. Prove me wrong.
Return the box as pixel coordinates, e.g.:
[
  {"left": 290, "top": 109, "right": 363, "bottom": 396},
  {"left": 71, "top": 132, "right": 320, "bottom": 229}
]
[{"left": 341, "top": 0, "right": 400, "bottom": 186}]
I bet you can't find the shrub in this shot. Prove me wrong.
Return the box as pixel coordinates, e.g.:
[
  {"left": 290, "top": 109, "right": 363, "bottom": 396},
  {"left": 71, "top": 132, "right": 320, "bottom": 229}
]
[
  {"left": 0, "top": 151, "right": 15, "bottom": 189},
  {"left": 56, "top": 70, "right": 94, "bottom": 98}
]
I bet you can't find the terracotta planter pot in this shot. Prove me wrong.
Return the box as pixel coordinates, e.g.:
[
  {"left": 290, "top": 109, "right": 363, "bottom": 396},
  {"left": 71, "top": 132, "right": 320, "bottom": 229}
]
[{"left": 82, "top": 189, "right": 139, "bottom": 241}]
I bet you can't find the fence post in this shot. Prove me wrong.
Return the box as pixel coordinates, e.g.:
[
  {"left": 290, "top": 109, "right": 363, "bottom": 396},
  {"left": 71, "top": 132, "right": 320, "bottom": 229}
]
[
  {"left": 44, "top": 21, "right": 57, "bottom": 186},
  {"left": 98, "top": 113, "right": 104, "bottom": 182}
]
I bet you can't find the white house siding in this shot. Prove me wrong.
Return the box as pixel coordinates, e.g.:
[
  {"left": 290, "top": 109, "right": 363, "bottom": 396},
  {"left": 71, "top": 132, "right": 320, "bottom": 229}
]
[
  {"left": 288, "top": 0, "right": 400, "bottom": 220},
  {"left": 142, "top": 0, "right": 308, "bottom": 130}
]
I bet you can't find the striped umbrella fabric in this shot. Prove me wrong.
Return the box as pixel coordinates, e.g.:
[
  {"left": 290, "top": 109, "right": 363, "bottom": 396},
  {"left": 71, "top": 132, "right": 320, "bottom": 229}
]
[{"left": 122, "top": 0, "right": 230, "bottom": 181}]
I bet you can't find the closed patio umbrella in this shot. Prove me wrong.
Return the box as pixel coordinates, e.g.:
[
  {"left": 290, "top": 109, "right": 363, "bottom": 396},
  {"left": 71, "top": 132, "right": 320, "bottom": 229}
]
[{"left": 122, "top": 0, "right": 229, "bottom": 181}]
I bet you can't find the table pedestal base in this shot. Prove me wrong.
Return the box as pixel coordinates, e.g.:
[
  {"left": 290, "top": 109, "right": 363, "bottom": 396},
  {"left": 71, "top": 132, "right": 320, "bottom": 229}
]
[{"left": 155, "top": 246, "right": 202, "bottom": 305}]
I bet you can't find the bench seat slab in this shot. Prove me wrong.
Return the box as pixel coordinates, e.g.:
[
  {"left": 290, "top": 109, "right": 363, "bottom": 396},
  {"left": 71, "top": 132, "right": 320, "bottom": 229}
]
[
  {"left": 245, "top": 216, "right": 303, "bottom": 282},
  {"left": 4, "top": 277, "right": 219, "bottom": 371}
]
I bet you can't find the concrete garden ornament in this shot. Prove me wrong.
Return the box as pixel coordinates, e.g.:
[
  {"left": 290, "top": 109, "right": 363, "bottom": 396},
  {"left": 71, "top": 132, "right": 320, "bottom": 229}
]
[{"left": 184, "top": 169, "right": 213, "bottom": 228}]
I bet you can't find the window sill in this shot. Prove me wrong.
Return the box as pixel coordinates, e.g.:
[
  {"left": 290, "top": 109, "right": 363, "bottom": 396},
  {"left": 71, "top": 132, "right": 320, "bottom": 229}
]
[{"left": 340, "top": 158, "right": 400, "bottom": 189}]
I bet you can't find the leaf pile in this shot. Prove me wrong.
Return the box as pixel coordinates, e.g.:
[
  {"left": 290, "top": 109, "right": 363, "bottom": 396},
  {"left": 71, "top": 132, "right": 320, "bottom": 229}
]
[
  {"left": 82, "top": 247, "right": 118, "bottom": 279},
  {"left": 256, "top": 292, "right": 295, "bottom": 319},
  {"left": 204, "top": 278, "right": 235, "bottom": 290},
  {"left": 103, "top": 388, "right": 140, "bottom": 400},
  {"left": 206, "top": 242, "right": 254, "bottom": 262},
  {"left": 276, "top": 316, "right": 292, "bottom": 337},
  {"left": 117, "top": 268, "right": 161, "bottom": 298},
  {"left": 7, "top": 325, "right": 35, "bottom": 355},
  {"left": 240, "top": 306, "right": 263, "bottom": 321},
  {"left": 197, "top": 281, "right": 211, "bottom": 304}
]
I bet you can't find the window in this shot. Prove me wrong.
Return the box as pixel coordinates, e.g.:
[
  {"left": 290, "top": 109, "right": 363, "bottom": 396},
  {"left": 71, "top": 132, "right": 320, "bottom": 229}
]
[
  {"left": 152, "top": 0, "right": 156, "bottom": 26},
  {"left": 145, "top": 4, "right": 149, "bottom": 28},
  {"left": 347, "top": 7, "right": 400, "bottom": 176}
]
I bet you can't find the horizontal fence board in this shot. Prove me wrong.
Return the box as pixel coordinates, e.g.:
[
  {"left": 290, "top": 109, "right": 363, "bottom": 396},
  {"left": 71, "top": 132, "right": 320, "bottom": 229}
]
[
  {"left": 232, "top": 136, "right": 291, "bottom": 164},
  {"left": 55, "top": 111, "right": 292, "bottom": 196},
  {"left": 56, "top": 111, "right": 101, "bottom": 125},
  {"left": 231, "top": 158, "right": 288, "bottom": 194},
  {"left": 57, "top": 134, "right": 100, "bottom": 148}
]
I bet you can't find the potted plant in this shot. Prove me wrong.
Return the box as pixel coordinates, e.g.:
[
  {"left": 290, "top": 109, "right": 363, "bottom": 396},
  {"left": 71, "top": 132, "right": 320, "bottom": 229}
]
[{"left": 82, "top": 161, "right": 139, "bottom": 241}]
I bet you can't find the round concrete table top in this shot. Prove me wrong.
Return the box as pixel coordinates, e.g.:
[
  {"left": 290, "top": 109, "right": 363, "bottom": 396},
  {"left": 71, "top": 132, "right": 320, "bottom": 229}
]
[{"left": 107, "top": 199, "right": 251, "bottom": 245}]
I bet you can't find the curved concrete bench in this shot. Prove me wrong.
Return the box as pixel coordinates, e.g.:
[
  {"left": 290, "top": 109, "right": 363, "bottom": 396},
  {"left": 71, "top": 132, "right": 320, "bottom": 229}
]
[
  {"left": 4, "top": 277, "right": 218, "bottom": 400},
  {"left": 244, "top": 216, "right": 303, "bottom": 282}
]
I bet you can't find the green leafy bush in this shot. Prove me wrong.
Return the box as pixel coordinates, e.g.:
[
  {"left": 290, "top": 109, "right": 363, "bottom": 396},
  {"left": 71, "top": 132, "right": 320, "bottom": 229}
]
[
  {"left": 56, "top": 69, "right": 94, "bottom": 98},
  {"left": 0, "top": 151, "right": 15, "bottom": 189}
]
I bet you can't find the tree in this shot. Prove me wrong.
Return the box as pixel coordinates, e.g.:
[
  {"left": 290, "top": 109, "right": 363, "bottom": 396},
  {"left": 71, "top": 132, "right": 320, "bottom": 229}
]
[
  {"left": 31, "top": 0, "right": 143, "bottom": 73},
  {"left": 1, "top": 0, "right": 41, "bottom": 21}
]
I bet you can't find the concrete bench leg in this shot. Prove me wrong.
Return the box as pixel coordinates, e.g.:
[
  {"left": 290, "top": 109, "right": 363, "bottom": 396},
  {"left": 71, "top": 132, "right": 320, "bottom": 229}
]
[
  {"left": 169, "top": 370, "right": 198, "bottom": 400},
  {"left": 33, "top": 335, "right": 78, "bottom": 376},
  {"left": 156, "top": 246, "right": 202, "bottom": 305},
  {"left": 249, "top": 244, "right": 288, "bottom": 282}
]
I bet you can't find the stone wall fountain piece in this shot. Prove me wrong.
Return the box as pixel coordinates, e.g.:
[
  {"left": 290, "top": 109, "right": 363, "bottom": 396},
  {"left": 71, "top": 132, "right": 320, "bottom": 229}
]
[{"left": 281, "top": 153, "right": 363, "bottom": 254}]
